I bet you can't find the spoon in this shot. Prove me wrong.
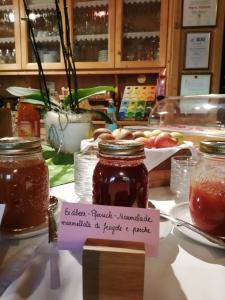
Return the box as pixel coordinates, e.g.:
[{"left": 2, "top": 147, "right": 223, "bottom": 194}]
[
  {"left": 148, "top": 200, "right": 225, "bottom": 248},
  {"left": 48, "top": 196, "right": 58, "bottom": 243}
]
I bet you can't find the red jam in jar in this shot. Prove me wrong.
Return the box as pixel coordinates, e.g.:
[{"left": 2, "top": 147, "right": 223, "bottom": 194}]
[
  {"left": 0, "top": 137, "right": 49, "bottom": 234},
  {"left": 93, "top": 140, "right": 148, "bottom": 207},
  {"left": 189, "top": 141, "right": 225, "bottom": 239}
]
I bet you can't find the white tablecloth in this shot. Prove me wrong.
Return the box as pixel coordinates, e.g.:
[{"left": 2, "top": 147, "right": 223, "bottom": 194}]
[{"left": 0, "top": 183, "right": 225, "bottom": 300}]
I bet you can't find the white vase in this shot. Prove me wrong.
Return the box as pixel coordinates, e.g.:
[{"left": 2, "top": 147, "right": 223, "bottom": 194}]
[{"left": 44, "top": 111, "right": 91, "bottom": 154}]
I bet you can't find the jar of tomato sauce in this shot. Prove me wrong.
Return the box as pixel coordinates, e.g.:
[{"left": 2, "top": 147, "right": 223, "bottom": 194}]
[
  {"left": 189, "top": 141, "right": 225, "bottom": 239},
  {"left": 0, "top": 137, "right": 49, "bottom": 234},
  {"left": 93, "top": 140, "right": 148, "bottom": 208}
]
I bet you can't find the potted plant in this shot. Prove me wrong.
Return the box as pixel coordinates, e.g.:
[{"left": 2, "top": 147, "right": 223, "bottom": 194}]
[{"left": 7, "top": 0, "right": 114, "bottom": 153}]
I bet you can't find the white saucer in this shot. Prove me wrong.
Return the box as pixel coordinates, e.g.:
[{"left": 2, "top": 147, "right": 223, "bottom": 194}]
[
  {"left": 170, "top": 202, "right": 225, "bottom": 249},
  {"left": 0, "top": 219, "right": 49, "bottom": 240},
  {"left": 160, "top": 218, "right": 173, "bottom": 239}
]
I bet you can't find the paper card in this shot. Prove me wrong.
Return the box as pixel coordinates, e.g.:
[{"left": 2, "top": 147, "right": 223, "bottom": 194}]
[
  {"left": 58, "top": 203, "right": 160, "bottom": 256},
  {"left": 0, "top": 204, "right": 6, "bottom": 224}
]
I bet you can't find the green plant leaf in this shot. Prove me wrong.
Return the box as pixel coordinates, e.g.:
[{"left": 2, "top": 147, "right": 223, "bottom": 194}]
[
  {"left": 22, "top": 93, "right": 45, "bottom": 101},
  {"left": 20, "top": 97, "right": 61, "bottom": 108},
  {"left": 20, "top": 99, "right": 46, "bottom": 106},
  {"left": 64, "top": 86, "right": 115, "bottom": 107},
  {"left": 6, "top": 86, "right": 41, "bottom": 97},
  {"left": 79, "top": 108, "right": 113, "bottom": 124}
]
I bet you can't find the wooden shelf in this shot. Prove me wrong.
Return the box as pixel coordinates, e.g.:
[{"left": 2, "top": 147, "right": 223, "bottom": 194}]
[
  {"left": 125, "top": 0, "right": 160, "bottom": 4},
  {"left": 28, "top": 3, "right": 55, "bottom": 11},
  {"left": 0, "top": 68, "right": 162, "bottom": 75},
  {"left": 35, "top": 35, "right": 60, "bottom": 43},
  {"left": 117, "top": 120, "right": 148, "bottom": 126},
  {"left": 0, "top": 37, "right": 15, "bottom": 44},
  {"left": 75, "top": 34, "right": 108, "bottom": 42},
  {"left": 92, "top": 120, "right": 148, "bottom": 126},
  {"left": 0, "top": 5, "right": 13, "bottom": 11},
  {"left": 75, "top": 0, "right": 108, "bottom": 8},
  {"left": 123, "top": 31, "right": 159, "bottom": 39}
]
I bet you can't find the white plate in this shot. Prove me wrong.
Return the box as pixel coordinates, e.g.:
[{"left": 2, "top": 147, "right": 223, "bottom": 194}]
[
  {"left": 170, "top": 202, "right": 225, "bottom": 249},
  {"left": 160, "top": 218, "right": 173, "bottom": 239},
  {"left": 0, "top": 220, "right": 49, "bottom": 240}
]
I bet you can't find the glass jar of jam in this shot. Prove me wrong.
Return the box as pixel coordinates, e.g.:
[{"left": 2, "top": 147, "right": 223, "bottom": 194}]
[
  {"left": 0, "top": 137, "right": 49, "bottom": 234},
  {"left": 189, "top": 141, "right": 225, "bottom": 239},
  {"left": 93, "top": 140, "right": 148, "bottom": 207}
]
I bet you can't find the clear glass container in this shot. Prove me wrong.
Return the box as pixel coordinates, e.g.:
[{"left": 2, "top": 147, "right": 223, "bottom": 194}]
[
  {"left": 73, "top": 0, "right": 109, "bottom": 62},
  {"left": 74, "top": 148, "right": 99, "bottom": 203},
  {"left": 93, "top": 140, "right": 148, "bottom": 207},
  {"left": 189, "top": 141, "right": 225, "bottom": 239},
  {"left": 170, "top": 155, "right": 197, "bottom": 202},
  {"left": 148, "top": 95, "right": 225, "bottom": 138},
  {"left": 26, "top": 0, "right": 60, "bottom": 63},
  {"left": 121, "top": 0, "right": 160, "bottom": 62},
  {"left": 0, "top": 137, "right": 49, "bottom": 234}
]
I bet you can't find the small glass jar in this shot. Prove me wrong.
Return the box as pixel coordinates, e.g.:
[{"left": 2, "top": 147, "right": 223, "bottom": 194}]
[
  {"left": 189, "top": 141, "right": 225, "bottom": 239},
  {"left": 93, "top": 140, "right": 148, "bottom": 207},
  {"left": 0, "top": 137, "right": 49, "bottom": 234},
  {"left": 74, "top": 147, "right": 99, "bottom": 203}
]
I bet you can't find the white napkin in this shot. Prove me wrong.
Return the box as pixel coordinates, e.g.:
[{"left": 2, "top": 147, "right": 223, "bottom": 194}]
[
  {"left": 81, "top": 139, "right": 197, "bottom": 172},
  {"left": 0, "top": 235, "right": 50, "bottom": 297},
  {"left": 80, "top": 138, "right": 96, "bottom": 152},
  {"left": 144, "top": 141, "right": 197, "bottom": 171}
]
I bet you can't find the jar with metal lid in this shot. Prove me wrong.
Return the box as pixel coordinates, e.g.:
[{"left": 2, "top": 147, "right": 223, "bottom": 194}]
[
  {"left": 0, "top": 137, "right": 49, "bottom": 234},
  {"left": 189, "top": 141, "right": 225, "bottom": 239},
  {"left": 93, "top": 140, "right": 148, "bottom": 207}
]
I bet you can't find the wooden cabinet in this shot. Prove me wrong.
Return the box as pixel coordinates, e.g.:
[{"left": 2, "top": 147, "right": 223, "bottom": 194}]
[
  {"left": 19, "top": 0, "right": 65, "bottom": 70},
  {"left": 115, "top": 0, "right": 168, "bottom": 69},
  {"left": 0, "top": 0, "right": 21, "bottom": 70},
  {"left": 70, "top": 0, "right": 115, "bottom": 69},
  {"left": 71, "top": 0, "right": 168, "bottom": 70},
  {"left": 0, "top": 0, "right": 169, "bottom": 72}
]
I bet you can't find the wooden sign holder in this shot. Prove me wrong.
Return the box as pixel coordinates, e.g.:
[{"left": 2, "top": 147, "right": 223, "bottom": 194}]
[{"left": 82, "top": 239, "right": 146, "bottom": 300}]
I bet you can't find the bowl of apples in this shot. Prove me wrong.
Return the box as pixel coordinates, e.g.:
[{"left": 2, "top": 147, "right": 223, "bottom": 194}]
[{"left": 82, "top": 128, "right": 196, "bottom": 187}]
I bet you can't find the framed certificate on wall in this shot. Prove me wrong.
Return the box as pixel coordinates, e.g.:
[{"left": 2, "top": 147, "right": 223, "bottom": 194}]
[
  {"left": 182, "top": 0, "right": 218, "bottom": 27},
  {"left": 180, "top": 74, "right": 211, "bottom": 96},
  {"left": 184, "top": 32, "right": 211, "bottom": 69}
]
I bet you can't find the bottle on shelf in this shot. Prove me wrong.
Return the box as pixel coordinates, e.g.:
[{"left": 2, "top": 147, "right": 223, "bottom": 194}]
[
  {"left": 156, "top": 68, "right": 166, "bottom": 101},
  {"left": 148, "top": 68, "right": 167, "bottom": 126},
  {"left": 105, "top": 99, "right": 117, "bottom": 132},
  {"left": 0, "top": 49, "right": 4, "bottom": 64},
  {"left": 17, "top": 99, "right": 40, "bottom": 137}
]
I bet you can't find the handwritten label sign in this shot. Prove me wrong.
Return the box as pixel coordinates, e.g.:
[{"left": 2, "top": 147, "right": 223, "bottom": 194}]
[
  {"left": 0, "top": 204, "right": 5, "bottom": 224},
  {"left": 58, "top": 202, "right": 160, "bottom": 256}
]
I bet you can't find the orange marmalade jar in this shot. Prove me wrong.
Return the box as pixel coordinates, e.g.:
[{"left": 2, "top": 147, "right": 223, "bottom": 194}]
[
  {"left": 93, "top": 140, "right": 148, "bottom": 207},
  {"left": 17, "top": 100, "right": 40, "bottom": 137},
  {"left": 0, "top": 137, "right": 49, "bottom": 234}
]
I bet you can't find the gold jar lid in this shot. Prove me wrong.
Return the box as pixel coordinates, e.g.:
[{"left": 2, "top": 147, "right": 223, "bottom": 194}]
[
  {"left": 200, "top": 140, "right": 225, "bottom": 155},
  {"left": 98, "top": 140, "right": 145, "bottom": 157},
  {"left": 0, "top": 137, "right": 42, "bottom": 156}
]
